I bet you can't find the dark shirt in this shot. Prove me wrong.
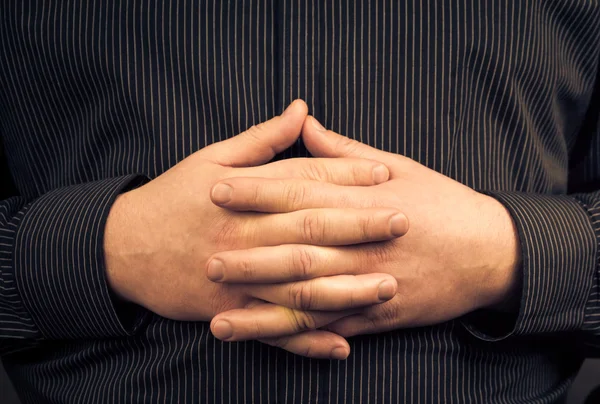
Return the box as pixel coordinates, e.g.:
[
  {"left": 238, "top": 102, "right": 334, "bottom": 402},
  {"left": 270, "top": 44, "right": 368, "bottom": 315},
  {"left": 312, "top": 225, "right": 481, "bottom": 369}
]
[{"left": 1, "top": 1, "right": 600, "bottom": 403}]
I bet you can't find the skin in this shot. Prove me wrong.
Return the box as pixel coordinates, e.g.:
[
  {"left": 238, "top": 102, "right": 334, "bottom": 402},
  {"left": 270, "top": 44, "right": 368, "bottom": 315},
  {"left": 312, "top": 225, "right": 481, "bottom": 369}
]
[
  {"left": 209, "top": 115, "right": 522, "bottom": 343},
  {"left": 104, "top": 101, "right": 411, "bottom": 360}
]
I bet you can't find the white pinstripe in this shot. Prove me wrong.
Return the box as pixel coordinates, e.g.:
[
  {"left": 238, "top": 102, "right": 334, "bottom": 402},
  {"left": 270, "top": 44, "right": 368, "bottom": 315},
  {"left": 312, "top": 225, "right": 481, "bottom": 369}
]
[{"left": 1, "top": 1, "right": 600, "bottom": 403}]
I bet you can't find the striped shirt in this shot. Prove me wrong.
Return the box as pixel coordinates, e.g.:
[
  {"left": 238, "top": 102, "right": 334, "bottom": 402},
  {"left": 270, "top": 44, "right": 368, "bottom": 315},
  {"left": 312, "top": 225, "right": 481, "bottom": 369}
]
[{"left": 1, "top": 1, "right": 600, "bottom": 403}]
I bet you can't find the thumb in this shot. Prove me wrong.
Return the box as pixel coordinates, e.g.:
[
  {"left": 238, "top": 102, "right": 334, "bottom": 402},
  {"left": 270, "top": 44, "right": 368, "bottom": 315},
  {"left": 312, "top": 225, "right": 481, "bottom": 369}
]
[
  {"left": 199, "top": 99, "right": 308, "bottom": 167},
  {"left": 302, "top": 116, "right": 400, "bottom": 169}
]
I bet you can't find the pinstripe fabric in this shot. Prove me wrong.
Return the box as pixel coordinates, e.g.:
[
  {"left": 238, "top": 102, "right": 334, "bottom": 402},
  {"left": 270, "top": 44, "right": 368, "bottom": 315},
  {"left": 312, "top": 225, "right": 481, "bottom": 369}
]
[{"left": 1, "top": 1, "right": 600, "bottom": 402}]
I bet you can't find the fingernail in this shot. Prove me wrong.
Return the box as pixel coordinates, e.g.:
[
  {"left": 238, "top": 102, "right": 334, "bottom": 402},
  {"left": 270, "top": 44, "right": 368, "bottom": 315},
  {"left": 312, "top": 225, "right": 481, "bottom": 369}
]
[
  {"left": 212, "top": 320, "right": 233, "bottom": 340},
  {"left": 330, "top": 347, "right": 349, "bottom": 360},
  {"left": 207, "top": 259, "right": 225, "bottom": 282},
  {"left": 372, "top": 165, "right": 389, "bottom": 184},
  {"left": 389, "top": 213, "right": 409, "bottom": 236},
  {"left": 312, "top": 117, "right": 326, "bottom": 132},
  {"left": 377, "top": 280, "right": 396, "bottom": 301},
  {"left": 211, "top": 183, "right": 232, "bottom": 204}
]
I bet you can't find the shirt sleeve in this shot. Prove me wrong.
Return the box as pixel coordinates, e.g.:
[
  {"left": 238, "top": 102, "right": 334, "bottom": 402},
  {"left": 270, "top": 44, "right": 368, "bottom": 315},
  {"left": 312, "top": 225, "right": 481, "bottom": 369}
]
[
  {"left": 463, "top": 101, "right": 600, "bottom": 358},
  {"left": 0, "top": 153, "right": 150, "bottom": 354}
]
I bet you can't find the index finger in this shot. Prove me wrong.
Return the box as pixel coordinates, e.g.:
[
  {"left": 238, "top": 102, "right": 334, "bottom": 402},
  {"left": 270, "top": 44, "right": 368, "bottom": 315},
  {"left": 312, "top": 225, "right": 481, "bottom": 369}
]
[
  {"left": 241, "top": 157, "right": 390, "bottom": 186},
  {"left": 259, "top": 330, "right": 350, "bottom": 360},
  {"left": 210, "top": 177, "right": 364, "bottom": 212},
  {"left": 210, "top": 302, "right": 353, "bottom": 341}
]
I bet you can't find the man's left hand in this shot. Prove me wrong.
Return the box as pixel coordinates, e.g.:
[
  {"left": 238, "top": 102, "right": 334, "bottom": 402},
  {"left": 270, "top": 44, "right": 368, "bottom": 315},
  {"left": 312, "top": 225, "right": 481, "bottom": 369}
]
[{"left": 208, "top": 116, "right": 522, "bottom": 338}]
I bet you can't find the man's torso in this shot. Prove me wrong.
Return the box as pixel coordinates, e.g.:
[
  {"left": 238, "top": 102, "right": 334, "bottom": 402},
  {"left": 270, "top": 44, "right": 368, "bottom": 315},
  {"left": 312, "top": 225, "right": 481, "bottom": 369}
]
[{"left": 1, "top": 1, "right": 599, "bottom": 402}]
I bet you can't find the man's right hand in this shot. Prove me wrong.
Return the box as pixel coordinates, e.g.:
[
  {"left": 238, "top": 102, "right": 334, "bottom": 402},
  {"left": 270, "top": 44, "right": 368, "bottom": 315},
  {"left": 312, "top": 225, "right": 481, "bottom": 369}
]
[{"left": 103, "top": 100, "right": 409, "bottom": 359}]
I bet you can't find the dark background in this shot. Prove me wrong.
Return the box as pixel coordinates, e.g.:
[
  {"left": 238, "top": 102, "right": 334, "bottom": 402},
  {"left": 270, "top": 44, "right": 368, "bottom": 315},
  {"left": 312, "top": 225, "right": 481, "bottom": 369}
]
[{"left": 0, "top": 359, "right": 598, "bottom": 403}]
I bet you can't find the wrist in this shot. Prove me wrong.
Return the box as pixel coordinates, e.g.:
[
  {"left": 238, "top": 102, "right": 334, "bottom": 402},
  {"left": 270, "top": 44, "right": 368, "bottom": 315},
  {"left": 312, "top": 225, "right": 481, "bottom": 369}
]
[
  {"left": 479, "top": 195, "right": 522, "bottom": 312},
  {"left": 104, "top": 191, "right": 141, "bottom": 304}
]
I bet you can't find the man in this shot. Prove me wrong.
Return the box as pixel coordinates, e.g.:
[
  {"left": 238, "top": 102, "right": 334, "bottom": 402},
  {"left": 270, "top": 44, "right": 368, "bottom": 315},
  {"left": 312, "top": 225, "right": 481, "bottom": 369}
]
[{"left": 0, "top": 1, "right": 599, "bottom": 403}]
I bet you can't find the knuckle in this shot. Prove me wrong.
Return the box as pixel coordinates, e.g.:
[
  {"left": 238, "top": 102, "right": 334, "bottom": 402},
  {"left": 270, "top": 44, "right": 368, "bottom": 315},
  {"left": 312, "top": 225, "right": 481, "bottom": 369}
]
[
  {"left": 289, "top": 282, "right": 314, "bottom": 311},
  {"left": 270, "top": 335, "right": 291, "bottom": 349},
  {"left": 366, "top": 315, "right": 381, "bottom": 331},
  {"left": 239, "top": 259, "right": 256, "bottom": 281},
  {"left": 244, "top": 123, "right": 275, "bottom": 158},
  {"left": 378, "top": 302, "right": 399, "bottom": 325},
  {"left": 250, "top": 182, "right": 263, "bottom": 206},
  {"left": 367, "top": 197, "right": 380, "bottom": 208},
  {"left": 347, "top": 288, "right": 356, "bottom": 308},
  {"left": 250, "top": 316, "right": 264, "bottom": 338},
  {"left": 305, "top": 161, "right": 329, "bottom": 181},
  {"left": 372, "top": 241, "right": 393, "bottom": 262},
  {"left": 298, "top": 311, "right": 318, "bottom": 330},
  {"left": 350, "top": 163, "right": 366, "bottom": 183},
  {"left": 283, "top": 183, "right": 307, "bottom": 209},
  {"left": 210, "top": 285, "right": 242, "bottom": 314},
  {"left": 336, "top": 136, "right": 363, "bottom": 157},
  {"left": 299, "top": 343, "right": 313, "bottom": 358},
  {"left": 300, "top": 213, "right": 326, "bottom": 244},
  {"left": 336, "top": 192, "right": 351, "bottom": 208},
  {"left": 213, "top": 218, "right": 239, "bottom": 246},
  {"left": 247, "top": 123, "right": 266, "bottom": 137},
  {"left": 289, "top": 310, "right": 318, "bottom": 331},
  {"left": 290, "top": 247, "right": 314, "bottom": 279},
  {"left": 359, "top": 214, "right": 377, "bottom": 239}
]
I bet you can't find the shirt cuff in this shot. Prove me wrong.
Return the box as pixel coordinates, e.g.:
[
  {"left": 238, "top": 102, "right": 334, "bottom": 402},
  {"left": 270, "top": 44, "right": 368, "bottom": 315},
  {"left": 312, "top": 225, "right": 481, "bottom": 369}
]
[
  {"left": 12, "top": 175, "right": 150, "bottom": 340},
  {"left": 463, "top": 191, "right": 598, "bottom": 341}
]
